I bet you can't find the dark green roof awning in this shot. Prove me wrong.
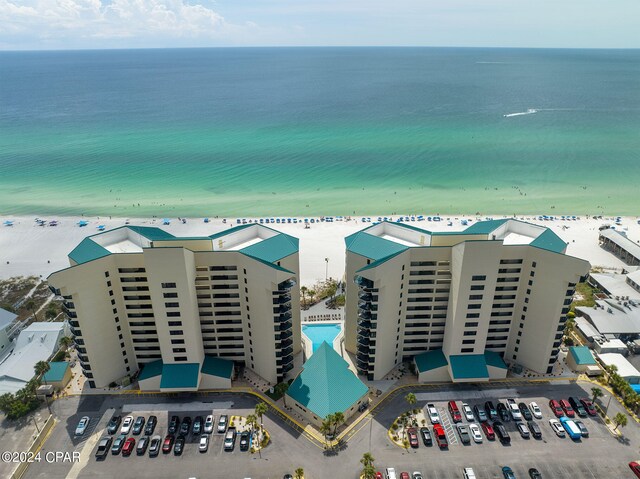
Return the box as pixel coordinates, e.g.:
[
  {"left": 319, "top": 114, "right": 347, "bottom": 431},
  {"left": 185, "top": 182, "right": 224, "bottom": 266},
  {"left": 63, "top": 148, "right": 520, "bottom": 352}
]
[
  {"left": 160, "top": 363, "right": 200, "bottom": 389},
  {"left": 201, "top": 355, "right": 234, "bottom": 378},
  {"left": 414, "top": 349, "right": 448, "bottom": 373},
  {"left": 449, "top": 354, "right": 490, "bottom": 380},
  {"left": 138, "top": 359, "right": 163, "bottom": 381}
]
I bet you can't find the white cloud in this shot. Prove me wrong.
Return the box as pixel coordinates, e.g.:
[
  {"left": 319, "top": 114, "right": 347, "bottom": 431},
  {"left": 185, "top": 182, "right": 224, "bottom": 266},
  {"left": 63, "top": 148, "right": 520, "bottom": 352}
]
[{"left": 0, "top": 0, "right": 232, "bottom": 48}]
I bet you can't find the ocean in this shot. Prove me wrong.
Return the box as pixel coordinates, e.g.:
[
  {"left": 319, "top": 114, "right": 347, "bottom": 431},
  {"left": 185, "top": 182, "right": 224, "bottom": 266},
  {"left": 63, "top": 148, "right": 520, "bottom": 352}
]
[{"left": 1, "top": 47, "right": 639, "bottom": 217}]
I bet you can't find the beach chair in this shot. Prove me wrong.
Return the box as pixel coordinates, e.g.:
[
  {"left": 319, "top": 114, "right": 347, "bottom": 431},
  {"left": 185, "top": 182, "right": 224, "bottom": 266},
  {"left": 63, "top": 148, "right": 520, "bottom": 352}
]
[
  {"left": 204, "top": 218, "right": 210, "bottom": 223},
  {"left": 276, "top": 218, "right": 280, "bottom": 223}
]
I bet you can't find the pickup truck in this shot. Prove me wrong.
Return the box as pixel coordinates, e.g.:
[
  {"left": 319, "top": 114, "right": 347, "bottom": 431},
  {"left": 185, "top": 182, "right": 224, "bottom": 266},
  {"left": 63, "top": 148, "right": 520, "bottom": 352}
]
[{"left": 559, "top": 416, "right": 582, "bottom": 440}]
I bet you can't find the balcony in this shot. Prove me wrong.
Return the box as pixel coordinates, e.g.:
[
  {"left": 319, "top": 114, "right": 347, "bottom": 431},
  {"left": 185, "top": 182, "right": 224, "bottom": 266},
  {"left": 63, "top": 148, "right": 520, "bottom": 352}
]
[
  {"left": 278, "top": 319, "right": 293, "bottom": 331},
  {"left": 282, "top": 362, "right": 294, "bottom": 373},
  {"left": 276, "top": 311, "right": 292, "bottom": 322},
  {"left": 69, "top": 320, "right": 80, "bottom": 328},
  {"left": 358, "top": 291, "right": 373, "bottom": 302},
  {"left": 277, "top": 279, "right": 296, "bottom": 291},
  {"left": 356, "top": 343, "right": 370, "bottom": 356},
  {"left": 357, "top": 328, "right": 370, "bottom": 338},
  {"left": 69, "top": 326, "right": 82, "bottom": 337},
  {"left": 279, "top": 330, "right": 293, "bottom": 341},
  {"left": 356, "top": 356, "right": 370, "bottom": 370},
  {"left": 279, "top": 353, "right": 294, "bottom": 366},
  {"left": 357, "top": 309, "right": 372, "bottom": 320},
  {"left": 357, "top": 336, "right": 370, "bottom": 347},
  {"left": 277, "top": 345, "right": 294, "bottom": 357},
  {"left": 279, "top": 336, "right": 293, "bottom": 348},
  {"left": 77, "top": 353, "right": 89, "bottom": 363},
  {"left": 354, "top": 275, "right": 374, "bottom": 289},
  {"left": 279, "top": 302, "right": 292, "bottom": 313},
  {"left": 278, "top": 293, "right": 292, "bottom": 304},
  {"left": 358, "top": 300, "right": 372, "bottom": 311},
  {"left": 62, "top": 305, "right": 77, "bottom": 318}
]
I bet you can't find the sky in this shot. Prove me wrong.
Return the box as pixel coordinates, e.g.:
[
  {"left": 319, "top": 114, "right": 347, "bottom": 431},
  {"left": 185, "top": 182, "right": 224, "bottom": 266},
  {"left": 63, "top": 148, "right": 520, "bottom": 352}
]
[{"left": 0, "top": 0, "right": 639, "bottom": 51}]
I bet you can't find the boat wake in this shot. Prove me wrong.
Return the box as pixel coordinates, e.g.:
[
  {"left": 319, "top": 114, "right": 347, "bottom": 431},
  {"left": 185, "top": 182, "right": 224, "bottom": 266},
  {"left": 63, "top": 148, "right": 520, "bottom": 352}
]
[{"left": 503, "top": 108, "right": 538, "bottom": 118}]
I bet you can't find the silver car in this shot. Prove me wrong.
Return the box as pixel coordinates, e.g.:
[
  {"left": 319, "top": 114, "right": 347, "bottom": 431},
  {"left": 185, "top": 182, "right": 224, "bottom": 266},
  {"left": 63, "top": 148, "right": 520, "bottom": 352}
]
[
  {"left": 199, "top": 434, "right": 209, "bottom": 452},
  {"left": 204, "top": 414, "right": 214, "bottom": 434},
  {"left": 75, "top": 416, "right": 90, "bottom": 436},
  {"left": 218, "top": 414, "right": 228, "bottom": 433}
]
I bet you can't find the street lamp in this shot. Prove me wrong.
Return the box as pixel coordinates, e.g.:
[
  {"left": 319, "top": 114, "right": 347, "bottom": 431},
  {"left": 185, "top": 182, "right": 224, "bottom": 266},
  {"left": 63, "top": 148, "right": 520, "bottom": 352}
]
[
  {"left": 604, "top": 394, "right": 613, "bottom": 416},
  {"left": 325, "top": 258, "right": 329, "bottom": 281},
  {"left": 32, "top": 416, "right": 40, "bottom": 434}
]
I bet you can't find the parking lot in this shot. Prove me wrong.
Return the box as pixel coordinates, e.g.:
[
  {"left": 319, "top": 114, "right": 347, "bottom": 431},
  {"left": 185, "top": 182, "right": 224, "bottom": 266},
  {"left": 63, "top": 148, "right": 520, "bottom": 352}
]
[{"left": 21, "top": 382, "right": 640, "bottom": 478}]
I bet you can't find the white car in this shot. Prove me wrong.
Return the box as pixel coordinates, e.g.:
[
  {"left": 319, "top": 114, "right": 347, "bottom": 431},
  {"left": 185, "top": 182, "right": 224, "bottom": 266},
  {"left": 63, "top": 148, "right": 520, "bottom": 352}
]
[
  {"left": 75, "top": 416, "right": 90, "bottom": 436},
  {"left": 199, "top": 434, "right": 209, "bottom": 452},
  {"left": 468, "top": 423, "right": 483, "bottom": 443},
  {"left": 218, "top": 414, "right": 228, "bottom": 433},
  {"left": 412, "top": 473, "right": 423, "bottom": 479},
  {"left": 461, "top": 403, "right": 474, "bottom": 422},
  {"left": 549, "top": 418, "right": 566, "bottom": 437},
  {"left": 529, "top": 401, "right": 543, "bottom": 419},
  {"left": 204, "top": 415, "right": 214, "bottom": 434},
  {"left": 463, "top": 467, "right": 477, "bottom": 479},
  {"left": 120, "top": 415, "right": 134, "bottom": 434},
  {"left": 506, "top": 398, "right": 522, "bottom": 421},
  {"left": 427, "top": 403, "right": 440, "bottom": 424}
]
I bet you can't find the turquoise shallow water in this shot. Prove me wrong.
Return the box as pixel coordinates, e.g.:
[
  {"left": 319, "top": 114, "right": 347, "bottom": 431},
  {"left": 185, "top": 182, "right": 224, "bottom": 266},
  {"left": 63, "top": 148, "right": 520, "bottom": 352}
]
[
  {"left": 1, "top": 48, "right": 639, "bottom": 216},
  {"left": 302, "top": 324, "right": 342, "bottom": 352}
]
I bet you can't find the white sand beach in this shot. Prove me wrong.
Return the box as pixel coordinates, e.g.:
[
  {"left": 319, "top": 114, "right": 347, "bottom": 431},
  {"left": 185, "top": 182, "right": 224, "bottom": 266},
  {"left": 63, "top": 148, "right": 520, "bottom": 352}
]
[{"left": 1, "top": 214, "right": 639, "bottom": 286}]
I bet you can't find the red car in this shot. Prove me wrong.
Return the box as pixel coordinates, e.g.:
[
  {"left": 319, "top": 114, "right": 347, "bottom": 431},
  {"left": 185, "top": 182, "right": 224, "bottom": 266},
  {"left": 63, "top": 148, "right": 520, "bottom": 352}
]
[
  {"left": 434, "top": 424, "right": 448, "bottom": 448},
  {"left": 481, "top": 421, "right": 495, "bottom": 440},
  {"left": 400, "top": 473, "right": 410, "bottom": 479},
  {"left": 162, "top": 434, "right": 175, "bottom": 454},
  {"left": 559, "top": 399, "right": 575, "bottom": 418},
  {"left": 375, "top": 473, "right": 383, "bottom": 479},
  {"left": 630, "top": 461, "right": 640, "bottom": 478},
  {"left": 121, "top": 437, "right": 135, "bottom": 456},
  {"left": 549, "top": 399, "right": 564, "bottom": 418},
  {"left": 580, "top": 398, "right": 597, "bottom": 416},
  {"left": 448, "top": 400, "right": 462, "bottom": 423},
  {"left": 407, "top": 427, "right": 419, "bottom": 448}
]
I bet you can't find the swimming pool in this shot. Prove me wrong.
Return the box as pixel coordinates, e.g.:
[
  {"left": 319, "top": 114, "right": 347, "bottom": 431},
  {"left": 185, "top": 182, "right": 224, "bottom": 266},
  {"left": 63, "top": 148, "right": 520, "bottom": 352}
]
[{"left": 302, "top": 323, "right": 342, "bottom": 352}]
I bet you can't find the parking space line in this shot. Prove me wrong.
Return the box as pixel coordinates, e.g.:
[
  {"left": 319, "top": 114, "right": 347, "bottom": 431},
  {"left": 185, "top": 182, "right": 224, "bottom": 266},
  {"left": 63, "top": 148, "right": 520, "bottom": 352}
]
[{"left": 439, "top": 407, "right": 458, "bottom": 445}]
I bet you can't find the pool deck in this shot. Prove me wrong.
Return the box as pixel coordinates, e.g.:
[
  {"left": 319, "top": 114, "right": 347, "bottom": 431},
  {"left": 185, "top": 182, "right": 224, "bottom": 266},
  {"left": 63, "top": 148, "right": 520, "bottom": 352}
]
[{"left": 301, "top": 320, "right": 344, "bottom": 360}]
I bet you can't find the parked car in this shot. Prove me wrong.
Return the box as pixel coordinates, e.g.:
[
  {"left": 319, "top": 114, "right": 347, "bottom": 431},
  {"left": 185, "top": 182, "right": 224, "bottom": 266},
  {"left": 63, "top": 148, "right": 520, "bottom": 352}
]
[
  {"left": 204, "top": 414, "right": 215, "bottom": 433},
  {"left": 179, "top": 416, "right": 192, "bottom": 436},
  {"left": 193, "top": 416, "right": 203, "bottom": 435},
  {"left": 240, "top": 431, "right": 251, "bottom": 451},
  {"left": 468, "top": 423, "right": 483, "bottom": 443},
  {"left": 529, "top": 402, "right": 543, "bottom": 419},
  {"left": 516, "top": 422, "right": 530, "bottom": 439},
  {"left": 549, "top": 418, "right": 566, "bottom": 437},
  {"left": 559, "top": 399, "right": 575, "bottom": 418},
  {"left": 132, "top": 416, "right": 145, "bottom": 435},
  {"left": 224, "top": 427, "right": 237, "bottom": 451},
  {"left": 148, "top": 435, "right": 162, "bottom": 457},
  {"left": 527, "top": 420, "right": 542, "bottom": 439},
  {"left": 199, "top": 434, "right": 209, "bottom": 452},
  {"left": 136, "top": 435, "right": 149, "bottom": 455},
  {"left": 518, "top": 402, "right": 533, "bottom": 421},
  {"left": 463, "top": 467, "right": 477, "bottom": 479},
  {"left": 407, "top": 428, "right": 419, "bottom": 448},
  {"left": 549, "top": 400, "right": 564, "bottom": 418},
  {"left": 95, "top": 436, "right": 112, "bottom": 459},
  {"left": 493, "top": 421, "right": 511, "bottom": 444},
  {"left": 427, "top": 403, "right": 440, "bottom": 424},
  {"left": 433, "top": 424, "right": 448, "bottom": 448},
  {"left": 474, "top": 404, "right": 488, "bottom": 422},
  {"left": 144, "top": 415, "right": 157, "bottom": 436},
  {"left": 75, "top": 416, "right": 90, "bottom": 436},
  {"left": 120, "top": 416, "right": 134, "bottom": 434},
  {"left": 456, "top": 424, "right": 471, "bottom": 444},
  {"left": 502, "top": 466, "right": 516, "bottom": 479},
  {"left": 162, "top": 434, "right": 175, "bottom": 454},
  {"left": 528, "top": 468, "right": 542, "bottom": 479},
  {"left": 461, "top": 403, "right": 474, "bottom": 422},
  {"left": 481, "top": 421, "right": 495, "bottom": 440},
  {"left": 560, "top": 416, "right": 581, "bottom": 440},
  {"left": 218, "top": 415, "right": 228, "bottom": 433},
  {"left": 111, "top": 434, "right": 127, "bottom": 455},
  {"left": 574, "top": 420, "right": 589, "bottom": 438},
  {"left": 412, "top": 473, "right": 423, "bottom": 479},
  {"left": 630, "top": 461, "right": 640, "bottom": 479},
  {"left": 497, "top": 402, "right": 511, "bottom": 422},
  {"left": 484, "top": 401, "right": 498, "bottom": 421},
  {"left": 168, "top": 416, "right": 180, "bottom": 434},
  {"left": 400, "top": 473, "right": 410, "bottom": 479},
  {"left": 121, "top": 437, "right": 135, "bottom": 456},
  {"left": 174, "top": 435, "right": 185, "bottom": 455},
  {"left": 568, "top": 397, "right": 587, "bottom": 417},
  {"left": 448, "top": 401, "right": 462, "bottom": 423},
  {"left": 506, "top": 399, "right": 522, "bottom": 421},
  {"left": 106, "top": 415, "right": 121, "bottom": 435},
  {"left": 580, "top": 398, "right": 597, "bottom": 417},
  {"left": 419, "top": 427, "right": 432, "bottom": 446}
]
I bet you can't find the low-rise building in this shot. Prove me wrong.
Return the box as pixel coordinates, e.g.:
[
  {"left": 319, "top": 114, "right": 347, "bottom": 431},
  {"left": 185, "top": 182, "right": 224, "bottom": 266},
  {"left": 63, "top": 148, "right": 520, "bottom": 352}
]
[
  {"left": 598, "top": 353, "right": 640, "bottom": 384},
  {"left": 588, "top": 272, "right": 640, "bottom": 301},
  {"left": 0, "top": 307, "right": 17, "bottom": 356},
  {"left": 575, "top": 299, "right": 640, "bottom": 339},
  {"left": 599, "top": 229, "right": 640, "bottom": 266},
  {"left": 43, "top": 361, "right": 73, "bottom": 391},
  {"left": 566, "top": 346, "right": 598, "bottom": 374}
]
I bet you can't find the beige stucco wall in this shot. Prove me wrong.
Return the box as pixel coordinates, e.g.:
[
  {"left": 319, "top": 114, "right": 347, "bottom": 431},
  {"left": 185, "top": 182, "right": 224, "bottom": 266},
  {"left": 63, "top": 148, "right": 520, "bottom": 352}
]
[{"left": 417, "top": 366, "right": 450, "bottom": 383}]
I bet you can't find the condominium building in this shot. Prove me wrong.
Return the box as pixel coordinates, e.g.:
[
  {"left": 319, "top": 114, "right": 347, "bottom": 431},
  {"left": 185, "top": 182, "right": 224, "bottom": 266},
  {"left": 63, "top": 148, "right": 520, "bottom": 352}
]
[
  {"left": 345, "top": 219, "right": 590, "bottom": 382},
  {"left": 48, "top": 224, "right": 300, "bottom": 390}
]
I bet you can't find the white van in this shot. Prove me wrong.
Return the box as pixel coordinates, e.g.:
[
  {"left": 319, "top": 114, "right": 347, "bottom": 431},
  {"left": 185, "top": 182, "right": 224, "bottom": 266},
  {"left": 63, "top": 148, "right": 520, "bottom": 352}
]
[{"left": 385, "top": 468, "right": 397, "bottom": 479}]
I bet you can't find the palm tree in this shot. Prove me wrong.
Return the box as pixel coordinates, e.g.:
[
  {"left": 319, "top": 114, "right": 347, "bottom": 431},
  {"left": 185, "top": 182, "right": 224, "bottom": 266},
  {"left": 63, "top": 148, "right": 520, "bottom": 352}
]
[
  {"left": 300, "top": 286, "right": 308, "bottom": 309},
  {"left": 25, "top": 300, "right": 38, "bottom": 322},
  {"left": 360, "top": 452, "right": 375, "bottom": 468},
  {"left": 275, "top": 382, "right": 289, "bottom": 407},
  {"left": 34, "top": 361, "right": 50, "bottom": 385},
  {"left": 308, "top": 289, "right": 316, "bottom": 305},
  {"left": 591, "top": 387, "right": 603, "bottom": 403},
  {"left": 59, "top": 336, "right": 74, "bottom": 352},
  {"left": 254, "top": 402, "right": 268, "bottom": 433},
  {"left": 405, "top": 392, "right": 417, "bottom": 423},
  {"left": 294, "top": 467, "right": 304, "bottom": 479},
  {"left": 362, "top": 465, "right": 377, "bottom": 479},
  {"left": 320, "top": 417, "right": 332, "bottom": 441},
  {"left": 613, "top": 412, "right": 628, "bottom": 431},
  {"left": 246, "top": 414, "right": 257, "bottom": 432},
  {"left": 331, "top": 411, "right": 345, "bottom": 437}
]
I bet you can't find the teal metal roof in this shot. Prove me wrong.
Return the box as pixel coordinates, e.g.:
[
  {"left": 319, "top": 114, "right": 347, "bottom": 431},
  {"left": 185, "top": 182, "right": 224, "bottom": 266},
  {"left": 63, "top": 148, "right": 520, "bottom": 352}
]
[
  {"left": 345, "top": 231, "right": 409, "bottom": 260},
  {"left": 414, "top": 349, "right": 448, "bottom": 373},
  {"left": 127, "top": 226, "right": 175, "bottom": 241},
  {"left": 530, "top": 228, "right": 567, "bottom": 254},
  {"left": 449, "top": 354, "right": 490, "bottom": 380},
  {"left": 138, "top": 359, "right": 163, "bottom": 381},
  {"left": 160, "top": 363, "right": 200, "bottom": 389},
  {"left": 43, "top": 361, "right": 69, "bottom": 382},
  {"left": 201, "top": 355, "right": 234, "bottom": 379},
  {"left": 569, "top": 346, "right": 597, "bottom": 365},
  {"left": 69, "top": 237, "right": 111, "bottom": 265},
  {"left": 208, "top": 223, "right": 254, "bottom": 240},
  {"left": 484, "top": 350, "right": 508, "bottom": 369},
  {"left": 286, "top": 342, "right": 368, "bottom": 419},
  {"left": 462, "top": 219, "right": 508, "bottom": 234},
  {"left": 241, "top": 233, "right": 299, "bottom": 263},
  {"left": 356, "top": 249, "right": 407, "bottom": 273}
]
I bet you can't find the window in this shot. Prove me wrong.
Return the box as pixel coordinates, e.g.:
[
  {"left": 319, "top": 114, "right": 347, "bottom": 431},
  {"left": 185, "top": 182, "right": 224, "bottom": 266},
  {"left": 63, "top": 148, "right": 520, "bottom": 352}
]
[
  {"left": 168, "top": 321, "right": 183, "bottom": 327},
  {"left": 163, "top": 292, "right": 178, "bottom": 298},
  {"left": 162, "top": 282, "right": 177, "bottom": 288},
  {"left": 498, "top": 268, "right": 521, "bottom": 274},
  {"left": 469, "top": 294, "right": 483, "bottom": 300},
  {"left": 463, "top": 331, "right": 477, "bottom": 336},
  {"left": 466, "top": 313, "right": 480, "bottom": 319},
  {"left": 167, "top": 312, "right": 181, "bottom": 317},
  {"left": 532, "top": 261, "right": 537, "bottom": 268},
  {"left": 169, "top": 330, "right": 184, "bottom": 336},
  {"left": 464, "top": 322, "right": 479, "bottom": 328},
  {"left": 107, "top": 281, "right": 111, "bottom": 287},
  {"left": 171, "top": 339, "right": 185, "bottom": 345},
  {"left": 104, "top": 271, "right": 110, "bottom": 278},
  {"left": 500, "top": 259, "right": 523, "bottom": 265},
  {"left": 461, "top": 348, "right": 474, "bottom": 353},
  {"left": 470, "top": 285, "right": 484, "bottom": 291},
  {"left": 165, "top": 302, "right": 179, "bottom": 308},
  {"left": 174, "top": 357, "right": 188, "bottom": 362},
  {"left": 172, "top": 348, "right": 187, "bottom": 353},
  {"left": 468, "top": 304, "right": 481, "bottom": 309},
  {"left": 462, "top": 339, "right": 475, "bottom": 345},
  {"left": 472, "top": 275, "right": 486, "bottom": 281},
  {"left": 530, "top": 271, "right": 535, "bottom": 277}
]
